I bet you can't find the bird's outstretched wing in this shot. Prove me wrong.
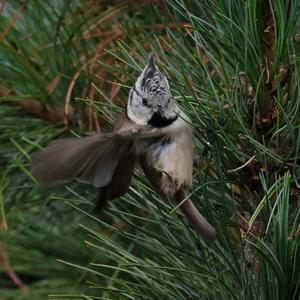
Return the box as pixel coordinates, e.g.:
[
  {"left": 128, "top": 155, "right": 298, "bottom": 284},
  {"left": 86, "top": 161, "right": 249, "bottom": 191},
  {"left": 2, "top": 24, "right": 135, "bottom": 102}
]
[
  {"left": 31, "top": 134, "right": 125, "bottom": 188},
  {"left": 31, "top": 115, "right": 164, "bottom": 188}
]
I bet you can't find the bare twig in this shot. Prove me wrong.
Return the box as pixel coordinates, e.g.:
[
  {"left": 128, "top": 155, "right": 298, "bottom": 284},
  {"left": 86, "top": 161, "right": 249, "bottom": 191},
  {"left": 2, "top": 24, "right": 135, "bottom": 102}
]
[
  {"left": 228, "top": 155, "right": 256, "bottom": 173},
  {"left": 0, "top": 221, "right": 29, "bottom": 292},
  {"left": 0, "top": 2, "right": 25, "bottom": 43},
  {"left": 64, "top": 31, "right": 122, "bottom": 127},
  {"left": 0, "top": 85, "right": 69, "bottom": 124}
]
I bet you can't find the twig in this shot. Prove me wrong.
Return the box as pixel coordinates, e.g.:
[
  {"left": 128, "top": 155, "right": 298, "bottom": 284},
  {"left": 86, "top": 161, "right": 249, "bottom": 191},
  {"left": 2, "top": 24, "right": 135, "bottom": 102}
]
[
  {"left": 228, "top": 155, "right": 256, "bottom": 173},
  {"left": 64, "top": 31, "right": 122, "bottom": 127},
  {"left": 183, "top": 74, "right": 201, "bottom": 103},
  {"left": 1, "top": 84, "right": 70, "bottom": 124},
  {"left": 0, "top": 221, "right": 29, "bottom": 292},
  {"left": 0, "top": 2, "right": 25, "bottom": 43}
]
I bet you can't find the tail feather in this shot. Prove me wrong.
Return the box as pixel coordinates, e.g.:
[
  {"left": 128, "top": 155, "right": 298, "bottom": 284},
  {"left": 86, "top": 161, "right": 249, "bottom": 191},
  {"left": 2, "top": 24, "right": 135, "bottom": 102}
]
[
  {"left": 140, "top": 155, "right": 216, "bottom": 243},
  {"left": 174, "top": 191, "right": 216, "bottom": 242}
]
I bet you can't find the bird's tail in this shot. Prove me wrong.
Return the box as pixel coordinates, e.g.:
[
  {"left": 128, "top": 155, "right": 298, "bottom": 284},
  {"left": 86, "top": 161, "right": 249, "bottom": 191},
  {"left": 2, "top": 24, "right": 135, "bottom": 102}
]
[
  {"left": 174, "top": 191, "right": 216, "bottom": 242},
  {"left": 140, "top": 155, "right": 216, "bottom": 243}
]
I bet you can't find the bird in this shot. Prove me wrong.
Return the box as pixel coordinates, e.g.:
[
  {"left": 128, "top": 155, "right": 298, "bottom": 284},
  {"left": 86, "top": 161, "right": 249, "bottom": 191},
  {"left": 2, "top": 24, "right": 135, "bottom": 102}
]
[{"left": 31, "top": 54, "right": 216, "bottom": 242}]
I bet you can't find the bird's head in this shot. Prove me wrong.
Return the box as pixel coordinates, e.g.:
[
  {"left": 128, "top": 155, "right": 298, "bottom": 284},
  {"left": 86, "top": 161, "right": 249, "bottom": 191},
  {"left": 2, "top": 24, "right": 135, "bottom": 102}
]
[{"left": 127, "top": 54, "right": 179, "bottom": 127}]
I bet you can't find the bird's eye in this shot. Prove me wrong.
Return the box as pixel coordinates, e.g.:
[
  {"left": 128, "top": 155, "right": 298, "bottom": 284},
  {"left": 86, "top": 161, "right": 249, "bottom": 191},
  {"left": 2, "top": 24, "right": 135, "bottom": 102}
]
[{"left": 142, "top": 98, "right": 149, "bottom": 106}]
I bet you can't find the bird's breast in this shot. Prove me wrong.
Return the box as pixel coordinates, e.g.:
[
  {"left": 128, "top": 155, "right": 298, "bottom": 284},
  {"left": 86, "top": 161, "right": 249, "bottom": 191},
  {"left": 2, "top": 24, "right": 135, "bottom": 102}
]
[{"left": 142, "top": 114, "right": 194, "bottom": 196}]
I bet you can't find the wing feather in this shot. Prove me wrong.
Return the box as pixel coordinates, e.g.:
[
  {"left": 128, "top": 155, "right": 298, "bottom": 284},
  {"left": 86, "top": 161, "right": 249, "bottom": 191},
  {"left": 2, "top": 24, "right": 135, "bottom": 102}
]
[
  {"left": 31, "top": 134, "right": 131, "bottom": 187},
  {"left": 31, "top": 115, "right": 165, "bottom": 188}
]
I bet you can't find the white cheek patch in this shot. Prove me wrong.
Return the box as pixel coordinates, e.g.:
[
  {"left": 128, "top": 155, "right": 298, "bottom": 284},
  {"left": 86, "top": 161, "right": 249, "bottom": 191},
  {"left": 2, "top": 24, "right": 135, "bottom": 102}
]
[{"left": 127, "top": 99, "right": 148, "bottom": 125}]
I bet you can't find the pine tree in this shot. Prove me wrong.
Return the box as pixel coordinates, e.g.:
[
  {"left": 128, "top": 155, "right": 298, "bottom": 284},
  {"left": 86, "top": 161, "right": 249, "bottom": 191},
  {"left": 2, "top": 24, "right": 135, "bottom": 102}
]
[{"left": 0, "top": 1, "right": 299, "bottom": 299}]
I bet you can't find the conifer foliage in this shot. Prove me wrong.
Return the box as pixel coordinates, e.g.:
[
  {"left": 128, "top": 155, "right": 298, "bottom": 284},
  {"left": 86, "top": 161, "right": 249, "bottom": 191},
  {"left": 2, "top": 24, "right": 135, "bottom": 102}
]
[{"left": 0, "top": 1, "right": 299, "bottom": 299}]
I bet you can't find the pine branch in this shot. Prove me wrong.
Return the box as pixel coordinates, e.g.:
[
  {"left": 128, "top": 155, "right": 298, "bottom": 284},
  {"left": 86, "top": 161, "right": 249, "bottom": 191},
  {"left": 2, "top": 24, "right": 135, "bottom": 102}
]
[{"left": 0, "top": 85, "right": 70, "bottom": 124}]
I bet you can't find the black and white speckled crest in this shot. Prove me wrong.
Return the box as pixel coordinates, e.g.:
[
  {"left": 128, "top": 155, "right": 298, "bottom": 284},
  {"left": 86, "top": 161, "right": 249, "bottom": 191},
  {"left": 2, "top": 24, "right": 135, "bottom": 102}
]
[
  {"left": 139, "top": 54, "right": 168, "bottom": 101},
  {"left": 127, "top": 54, "right": 179, "bottom": 126}
]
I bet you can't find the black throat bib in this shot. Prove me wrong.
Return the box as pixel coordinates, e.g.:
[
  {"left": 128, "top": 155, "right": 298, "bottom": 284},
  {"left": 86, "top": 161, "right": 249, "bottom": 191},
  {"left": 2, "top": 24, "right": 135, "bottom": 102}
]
[{"left": 148, "top": 112, "right": 178, "bottom": 128}]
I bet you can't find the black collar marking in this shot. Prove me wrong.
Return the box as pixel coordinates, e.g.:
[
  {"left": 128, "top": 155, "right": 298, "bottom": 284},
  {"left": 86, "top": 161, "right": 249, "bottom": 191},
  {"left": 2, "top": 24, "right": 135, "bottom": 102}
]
[{"left": 148, "top": 112, "right": 178, "bottom": 128}]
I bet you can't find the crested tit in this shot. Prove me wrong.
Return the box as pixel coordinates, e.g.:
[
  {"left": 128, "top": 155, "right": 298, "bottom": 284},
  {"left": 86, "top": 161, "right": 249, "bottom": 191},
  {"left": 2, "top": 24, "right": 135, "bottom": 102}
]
[{"left": 31, "top": 54, "right": 216, "bottom": 242}]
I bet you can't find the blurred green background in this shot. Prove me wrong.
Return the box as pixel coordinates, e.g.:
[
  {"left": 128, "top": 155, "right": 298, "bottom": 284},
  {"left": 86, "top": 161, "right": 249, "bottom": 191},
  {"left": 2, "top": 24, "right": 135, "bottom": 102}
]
[{"left": 0, "top": 1, "right": 299, "bottom": 299}]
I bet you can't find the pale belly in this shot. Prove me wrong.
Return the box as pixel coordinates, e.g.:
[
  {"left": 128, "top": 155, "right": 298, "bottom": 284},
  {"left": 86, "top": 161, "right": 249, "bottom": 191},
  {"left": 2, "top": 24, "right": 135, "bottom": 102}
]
[{"left": 133, "top": 112, "right": 194, "bottom": 196}]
